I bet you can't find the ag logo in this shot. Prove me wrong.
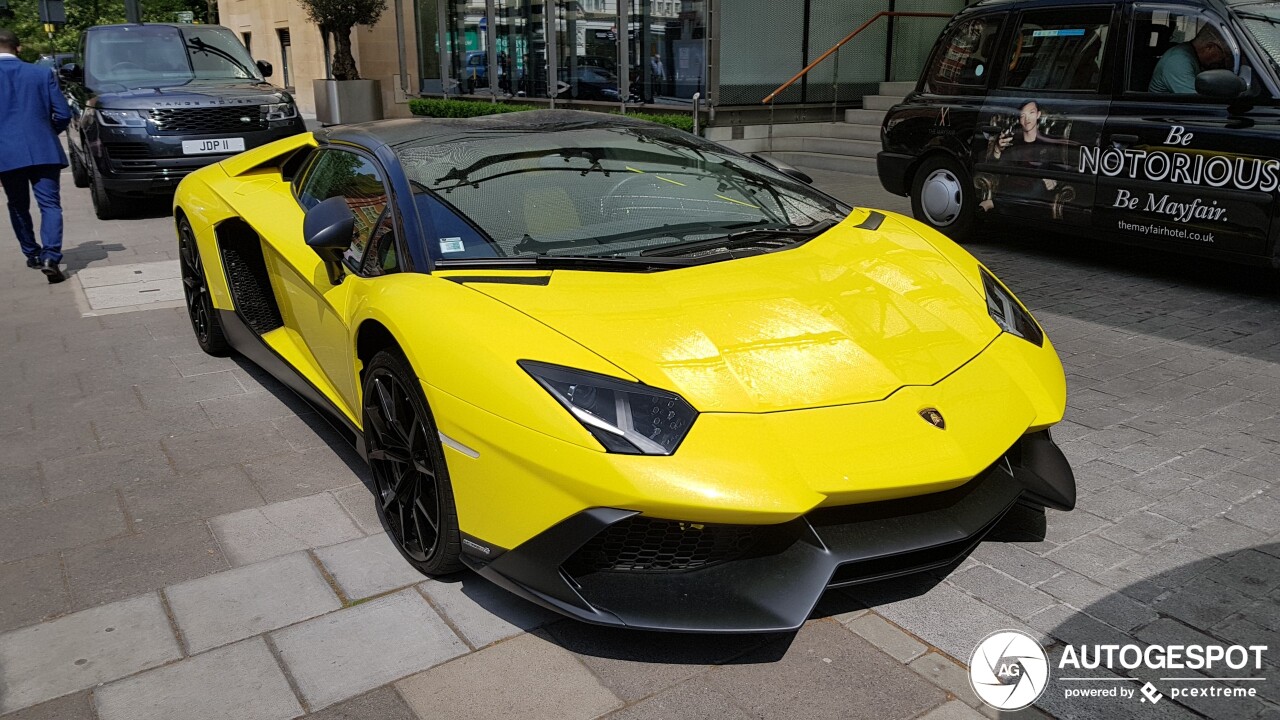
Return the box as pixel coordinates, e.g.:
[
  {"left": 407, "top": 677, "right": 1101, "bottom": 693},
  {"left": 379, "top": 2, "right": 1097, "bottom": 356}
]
[{"left": 969, "top": 630, "right": 1049, "bottom": 711}]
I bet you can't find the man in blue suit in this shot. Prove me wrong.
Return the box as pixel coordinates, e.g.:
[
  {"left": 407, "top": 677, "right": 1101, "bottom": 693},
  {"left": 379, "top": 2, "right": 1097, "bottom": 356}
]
[{"left": 0, "top": 28, "right": 71, "bottom": 283}]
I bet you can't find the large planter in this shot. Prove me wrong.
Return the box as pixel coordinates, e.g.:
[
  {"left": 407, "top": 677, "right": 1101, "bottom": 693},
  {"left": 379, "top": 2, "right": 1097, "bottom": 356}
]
[{"left": 313, "top": 79, "right": 383, "bottom": 125}]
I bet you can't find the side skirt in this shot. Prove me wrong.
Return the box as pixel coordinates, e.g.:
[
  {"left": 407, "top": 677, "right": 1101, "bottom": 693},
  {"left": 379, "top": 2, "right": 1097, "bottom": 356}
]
[{"left": 217, "top": 309, "right": 366, "bottom": 459}]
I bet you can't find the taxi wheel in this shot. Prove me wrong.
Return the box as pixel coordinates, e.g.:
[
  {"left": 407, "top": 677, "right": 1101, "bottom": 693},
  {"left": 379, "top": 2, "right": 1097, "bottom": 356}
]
[{"left": 911, "top": 155, "right": 976, "bottom": 242}]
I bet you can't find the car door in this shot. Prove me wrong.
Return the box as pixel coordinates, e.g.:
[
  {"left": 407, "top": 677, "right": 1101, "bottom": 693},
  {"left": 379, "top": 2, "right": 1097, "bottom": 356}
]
[
  {"left": 1092, "top": 3, "right": 1280, "bottom": 258},
  {"left": 277, "top": 147, "right": 403, "bottom": 417},
  {"left": 972, "top": 5, "right": 1117, "bottom": 228}
]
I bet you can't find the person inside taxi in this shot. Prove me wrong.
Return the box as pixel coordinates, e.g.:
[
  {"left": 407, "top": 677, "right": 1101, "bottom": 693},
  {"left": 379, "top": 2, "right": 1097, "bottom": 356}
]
[{"left": 1149, "top": 23, "right": 1231, "bottom": 93}]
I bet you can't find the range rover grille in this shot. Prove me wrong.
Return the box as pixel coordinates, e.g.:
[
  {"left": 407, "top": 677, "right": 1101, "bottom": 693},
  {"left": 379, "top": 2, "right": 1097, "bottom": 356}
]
[{"left": 150, "top": 106, "right": 266, "bottom": 134}]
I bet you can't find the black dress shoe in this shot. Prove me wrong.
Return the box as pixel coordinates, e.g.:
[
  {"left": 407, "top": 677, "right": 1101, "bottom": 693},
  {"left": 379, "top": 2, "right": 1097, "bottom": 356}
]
[
  {"left": 26, "top": 257, "right": 41, "bottom": 269},
  {"left": 40, "top": 260, "right": 66, "bottom": 284}
]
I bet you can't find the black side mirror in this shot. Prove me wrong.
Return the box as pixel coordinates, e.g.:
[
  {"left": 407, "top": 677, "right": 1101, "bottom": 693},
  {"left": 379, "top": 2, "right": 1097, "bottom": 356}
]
[
  {"left": 1196, "top": 69, "right": 1247, "bottom": 100},
  {"left": 256, "top": 59, "right": 273, "bottom": 78},
  {"left": 59, "top": 63, "right": 83, "bottom": 83},
  {"left": 749, "top": 152, "right": 813, "bottom": 184},
  {"left": 304, "top": 196, "right": 354, "bottom": 284}
]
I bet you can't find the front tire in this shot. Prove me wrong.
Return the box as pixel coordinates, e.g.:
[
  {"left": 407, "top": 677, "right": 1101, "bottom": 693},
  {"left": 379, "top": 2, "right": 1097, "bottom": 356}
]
[
  {"left": 910, "top": 155, "right": 977, "bottom": 242},
  {"left": 89, "top": 158, "right": 122, "bottom": 220},
  {"left": 177, "top": 217, "right": 230, "bottom": 356},
  {"left": 69, "top": 140, "right": 90, "bottom": 188},
  {"left": 363, "top": 350, "right": 463, "bottom": 576}
]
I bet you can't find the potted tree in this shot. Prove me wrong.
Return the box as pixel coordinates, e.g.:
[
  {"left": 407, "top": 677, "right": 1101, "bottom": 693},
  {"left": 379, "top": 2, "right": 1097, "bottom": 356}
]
[{"left": 302, "top": 0, "right": 387, "bottom": 125}]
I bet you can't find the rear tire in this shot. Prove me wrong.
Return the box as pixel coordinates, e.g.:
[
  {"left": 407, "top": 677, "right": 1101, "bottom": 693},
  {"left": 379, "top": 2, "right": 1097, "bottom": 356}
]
[
  {"left": 363, "top": 350, "right": 463, "bottom": 576},
  {"left": 177, "top": 216, "right": 230, "bottom": 356},
  {"left": 910, "top": 155, "right": 977, "bottom": 242}
]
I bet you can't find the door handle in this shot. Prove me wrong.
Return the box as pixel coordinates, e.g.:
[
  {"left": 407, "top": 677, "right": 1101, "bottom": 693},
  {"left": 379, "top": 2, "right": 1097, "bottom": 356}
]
[{"left": 1110, "top": 134, "right": 1140, "bottom": 146}]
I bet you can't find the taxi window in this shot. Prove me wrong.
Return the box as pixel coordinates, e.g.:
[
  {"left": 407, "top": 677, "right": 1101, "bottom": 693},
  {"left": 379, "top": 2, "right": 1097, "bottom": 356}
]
[
  {"left": 925, "top": 16, "right": 1003, "bottom": 95},
  {"left": 1001, "top": 8, "right": 1113, "bottom": 92},
  {"left": 1130, "top": 10, "right": 1234, "bottom": 93}
]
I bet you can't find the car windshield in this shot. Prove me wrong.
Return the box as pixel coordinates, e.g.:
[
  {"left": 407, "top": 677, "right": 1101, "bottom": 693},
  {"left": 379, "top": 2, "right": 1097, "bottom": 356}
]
[
  {"left": 86, "top": 25, "right": 262, "bottom": 90},
  {"left": 1237, "top": 4, "right": 1280, "bottom": 71},
  {"left": 395, "top": 123, "right": 848, "bottom": 263}
]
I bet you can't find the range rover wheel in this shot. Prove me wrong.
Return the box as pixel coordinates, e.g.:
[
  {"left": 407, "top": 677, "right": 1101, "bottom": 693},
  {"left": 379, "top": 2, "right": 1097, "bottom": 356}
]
[
  {"left": 363, "top": 350, "right": 463, "bottom": 576},
  {"left": 177, "top": 216, "right": 229, "bottom": 356},
  {"left": 911, "top": 155, "right": 976, "bottom": 242},
  {"left": 69, "top": 141, "right": 90, "bottom": 189},
  {"left": 89, "top": 159, "right": 122, "bottom": 220}
]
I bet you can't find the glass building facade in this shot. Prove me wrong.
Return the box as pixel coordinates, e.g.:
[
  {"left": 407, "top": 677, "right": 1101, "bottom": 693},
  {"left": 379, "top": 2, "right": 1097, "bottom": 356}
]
[{"left": 412, "top": 0, "right": 962, "bottom": 108}]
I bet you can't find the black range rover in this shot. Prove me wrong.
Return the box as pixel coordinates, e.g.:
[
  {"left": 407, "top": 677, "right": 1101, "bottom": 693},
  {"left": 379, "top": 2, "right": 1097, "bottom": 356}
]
[
  {"left": 60, "top": 23, "right": 306, "bottom": 219},
  {"left": 878, "top": 0, "right": 1280, "bottom": 268}
]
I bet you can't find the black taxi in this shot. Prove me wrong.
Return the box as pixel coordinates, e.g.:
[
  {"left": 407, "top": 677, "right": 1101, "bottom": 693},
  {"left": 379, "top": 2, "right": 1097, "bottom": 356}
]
[{"left": 877, "top": 0, "right": 1280, "bottom": 267}]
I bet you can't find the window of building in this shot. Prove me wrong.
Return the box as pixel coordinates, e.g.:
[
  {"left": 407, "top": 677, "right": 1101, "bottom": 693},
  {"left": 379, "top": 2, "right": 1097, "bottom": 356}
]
[
  {"left": 924, "top": 16, "right": 1002, "bottom": 95},
  {"left": 277, "top": 28, "right": 293, "bottom": 90},
  {"left": 1001, "top": 8, "right": 1113, "bottom": 92},
  {"left": 242, "top": 31, "right": 251, "bottom": 54}
]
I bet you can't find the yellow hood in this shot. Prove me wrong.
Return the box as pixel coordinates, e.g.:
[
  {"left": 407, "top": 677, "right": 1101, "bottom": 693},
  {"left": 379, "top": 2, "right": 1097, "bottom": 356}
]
[{"left": 459, "top": 213, "right": 999, "bottom": 413}]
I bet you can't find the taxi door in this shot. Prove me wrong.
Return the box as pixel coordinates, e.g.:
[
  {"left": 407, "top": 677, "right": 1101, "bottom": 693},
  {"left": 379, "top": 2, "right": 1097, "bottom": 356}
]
[
  {"left": 971, "top": 6, "right": 1117, "bottom": 227},
  {"left": 1093, "top": 4, "right": 1280, "bottom": 259}
]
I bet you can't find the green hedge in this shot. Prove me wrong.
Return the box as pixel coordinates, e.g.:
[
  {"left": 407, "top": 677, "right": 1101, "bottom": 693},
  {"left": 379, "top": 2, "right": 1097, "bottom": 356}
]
[
  {"left": 406, "top": 98, "right": 533, "bottom": 118},
  {"left": 407, "top": 97, "right": 698, "bottom": 133}
]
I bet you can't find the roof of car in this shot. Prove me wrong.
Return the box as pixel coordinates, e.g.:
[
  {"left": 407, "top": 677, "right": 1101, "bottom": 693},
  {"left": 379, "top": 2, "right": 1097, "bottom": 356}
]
[
  {"left": 969, "top": 0, "right": 1230, "bottom": 8},
  {"left": 88, "top": 22, "right": 212, "bottom": 30},
  {"left": 318, "top": 110, "right": 668, "bottom": 151}
]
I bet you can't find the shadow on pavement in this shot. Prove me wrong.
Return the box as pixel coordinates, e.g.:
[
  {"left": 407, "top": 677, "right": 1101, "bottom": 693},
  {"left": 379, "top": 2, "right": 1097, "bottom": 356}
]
[
  {"left": 59, "top": 240, "right": 127, "bottom": 274},
  {"left": 228, "top": 355, "right": 373, "bottom": 484},
  {"left": 966, "top": 227, "right": 1280, "bottom": 365},
  {"left": 1012, "top": 541, "right": 1279, "bottom": 719}
]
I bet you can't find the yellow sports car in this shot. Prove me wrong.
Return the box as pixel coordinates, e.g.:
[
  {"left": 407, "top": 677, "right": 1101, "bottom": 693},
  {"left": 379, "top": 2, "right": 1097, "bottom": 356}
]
[{"left": 174, "top": 110, "right": 1074, "bottom": 632}]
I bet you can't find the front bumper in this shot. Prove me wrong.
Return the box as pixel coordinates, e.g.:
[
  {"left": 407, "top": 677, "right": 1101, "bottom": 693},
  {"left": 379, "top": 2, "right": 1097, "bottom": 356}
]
[
  {"left": 93, "top": 120, "right": 306, "bottom": 195},
  {"left": 464, "top": 430, "right": 1073, "bottom": 633},
  {"left": 877, "top": 151, "right": 915, "bottom": 197}
]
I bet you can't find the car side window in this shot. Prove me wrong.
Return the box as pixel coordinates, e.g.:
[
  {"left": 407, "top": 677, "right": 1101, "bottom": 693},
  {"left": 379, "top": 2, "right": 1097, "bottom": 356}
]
[
  {"left": 1000, "top": 8, "right": 1114, "bottom": 92},
  {"left": 296, "top": 149, "right": 394, "bottom": 273},
  {"left": 925, "top": 16, "right": 1003, "bottom": 95},
  {"left": 1129, "top": 9, "right": 1238, "bottom": 94}
]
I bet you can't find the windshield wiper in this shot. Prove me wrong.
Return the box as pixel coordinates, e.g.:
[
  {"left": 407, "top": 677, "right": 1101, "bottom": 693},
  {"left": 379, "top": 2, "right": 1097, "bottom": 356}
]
[{"left": 640, "top": 218, "right": 839, "bottom": 257}]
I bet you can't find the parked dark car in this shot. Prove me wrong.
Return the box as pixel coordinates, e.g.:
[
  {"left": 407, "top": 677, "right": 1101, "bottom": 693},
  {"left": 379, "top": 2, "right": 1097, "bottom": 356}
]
[
  {"left": 878, "top": 0, "right": 1280, "bottom": 268},
  {"left": 60, "top": 23, "right": 306, "bottom": 219}
]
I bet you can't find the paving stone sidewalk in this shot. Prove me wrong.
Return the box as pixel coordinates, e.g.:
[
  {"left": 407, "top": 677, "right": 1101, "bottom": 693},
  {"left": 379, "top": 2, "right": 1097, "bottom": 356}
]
[{"left": 0, "top": 165, "right": 1275, "bottom": 719}]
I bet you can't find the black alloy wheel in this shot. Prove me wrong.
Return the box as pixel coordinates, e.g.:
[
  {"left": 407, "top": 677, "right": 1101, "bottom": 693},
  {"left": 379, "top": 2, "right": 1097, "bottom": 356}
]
[
  {"left": 363, "top": 350, "right": 462, "bottom": 575},
  {"left": 177, "top": 217, "right": 229, "bottom": 356}
]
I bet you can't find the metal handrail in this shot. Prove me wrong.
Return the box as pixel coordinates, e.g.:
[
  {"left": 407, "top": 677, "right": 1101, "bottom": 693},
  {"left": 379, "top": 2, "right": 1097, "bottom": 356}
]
[{"left": 761, "top": 11, "right": 952, "bottom": 105}]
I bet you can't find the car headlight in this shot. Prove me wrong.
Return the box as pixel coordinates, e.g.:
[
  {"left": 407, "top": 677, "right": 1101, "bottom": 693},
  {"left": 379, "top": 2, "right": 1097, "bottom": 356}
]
[
  {"left": 98, "top": 109, "right": 147, "bottom": 127},
  {"left": 982, "top": 269, "right": 1043, "bottom": 346},
  {"left": 264, "top": 101, "right": 297, "bottom": 122},
  {"left": 520, "top": 360, "right": 697, "bottom": 455}
]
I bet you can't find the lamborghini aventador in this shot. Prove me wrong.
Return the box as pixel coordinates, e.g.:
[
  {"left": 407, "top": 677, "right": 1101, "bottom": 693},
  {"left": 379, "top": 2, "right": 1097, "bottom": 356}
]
[{"left": 173, "top": 110, "right": 1075, "bottom": 632}]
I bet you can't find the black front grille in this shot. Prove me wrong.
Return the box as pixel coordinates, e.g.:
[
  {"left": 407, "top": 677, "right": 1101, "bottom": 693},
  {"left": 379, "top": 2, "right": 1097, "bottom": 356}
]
[
  {"left": 566, "top": 516, "right": 758, "bottom": 574},
  {"left": 151, "top": 106, "right": 266, "bottom": 134},
  {"left": 104, "top": 142, "right": 151, "bottom": 160}
]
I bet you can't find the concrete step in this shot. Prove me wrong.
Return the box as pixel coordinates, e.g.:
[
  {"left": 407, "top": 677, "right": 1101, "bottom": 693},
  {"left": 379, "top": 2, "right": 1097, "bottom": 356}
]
[
  {"left": 862, "top": 95, "right": 906, "bottom": 111},
  {"left": 768, "top": 121, "right": 881, "bottom": 142},
  {"left": 879, "top": 81, "right": 917, "bottom": 96},
  {"left": 845, "top": 108, "right": 887, "bottom": 125},
  {"left": 762, "top": 151, "right": 878, "bottom": 176}
]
